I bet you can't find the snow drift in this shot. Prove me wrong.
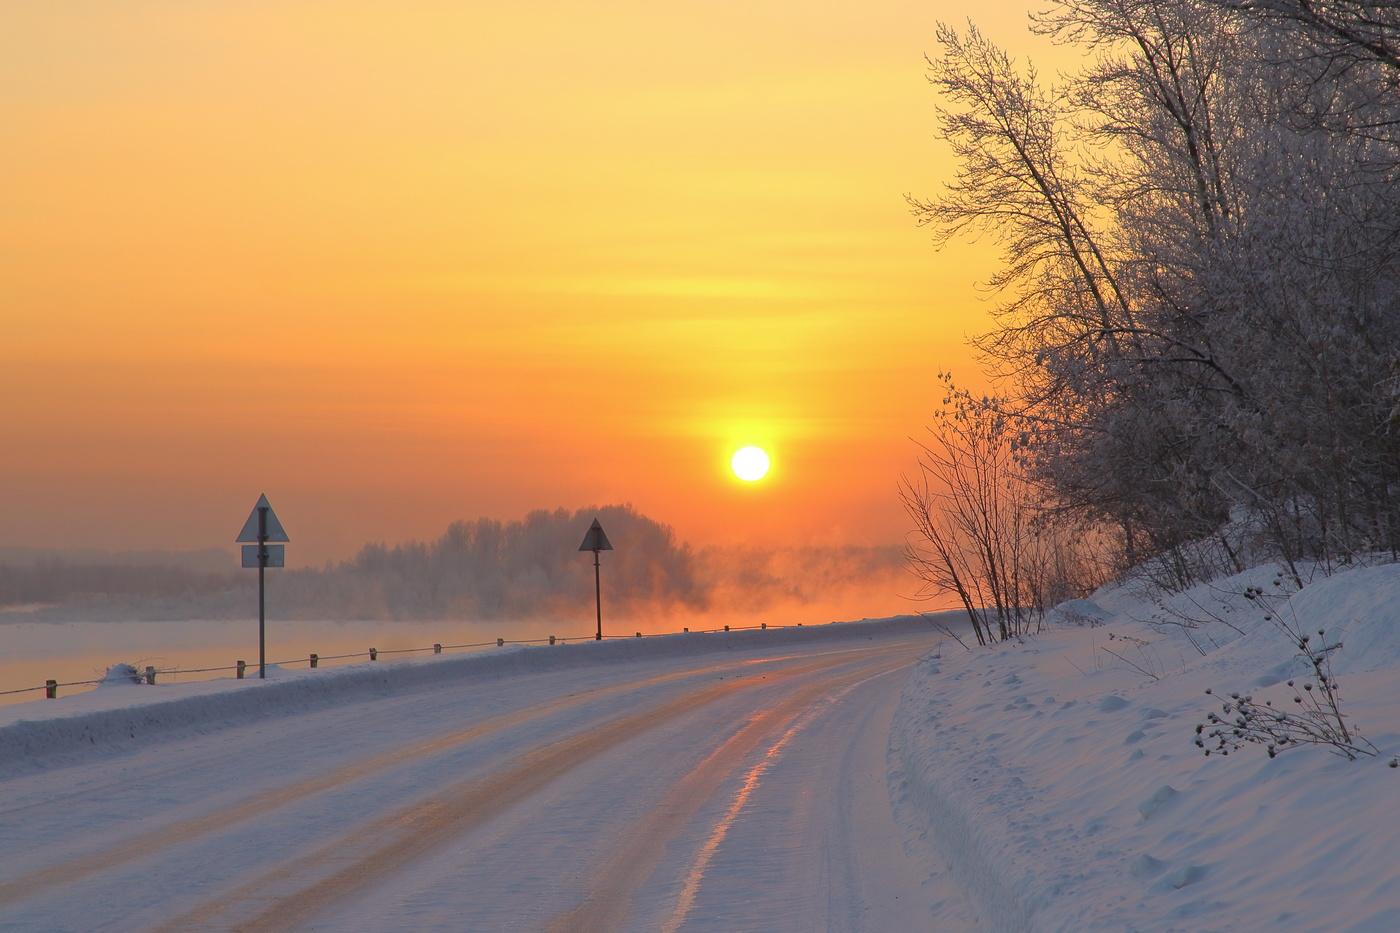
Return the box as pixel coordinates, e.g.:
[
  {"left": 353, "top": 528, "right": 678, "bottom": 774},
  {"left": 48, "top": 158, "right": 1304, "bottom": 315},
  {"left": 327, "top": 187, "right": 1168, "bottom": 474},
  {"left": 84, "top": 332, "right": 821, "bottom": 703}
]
[{"left": 893, "top": 563, "right": 1400, "bottom": 932}]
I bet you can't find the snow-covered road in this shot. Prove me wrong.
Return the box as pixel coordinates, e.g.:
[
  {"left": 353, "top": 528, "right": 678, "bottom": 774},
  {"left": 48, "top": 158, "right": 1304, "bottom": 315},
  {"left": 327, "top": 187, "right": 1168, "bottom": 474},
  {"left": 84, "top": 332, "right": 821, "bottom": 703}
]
[{"left": 0, "top": 627, "right": 948, "bottom": 932}]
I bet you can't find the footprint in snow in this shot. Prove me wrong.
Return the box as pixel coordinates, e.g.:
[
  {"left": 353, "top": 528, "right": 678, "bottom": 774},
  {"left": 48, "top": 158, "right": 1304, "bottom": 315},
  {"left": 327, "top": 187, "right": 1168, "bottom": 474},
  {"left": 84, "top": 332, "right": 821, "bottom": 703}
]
[
  {"left": 1156, "top": 864, "right": 1207, "bottom": 891},
  {"left": 1098, "top": 695, "right": 1131, "bottom": 712},
  {"left": 1137, "top": 784, "right": 1178, "bottom": 819},
  {"left": 1129, "top": 853, "right": 1167, "bottom": 878}
]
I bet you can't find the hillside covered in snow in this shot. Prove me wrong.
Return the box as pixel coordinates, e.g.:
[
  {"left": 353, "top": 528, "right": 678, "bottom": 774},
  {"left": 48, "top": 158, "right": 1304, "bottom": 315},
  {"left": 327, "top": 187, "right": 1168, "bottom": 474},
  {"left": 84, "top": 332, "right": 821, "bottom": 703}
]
[{"left": 894, "top": 562, "right": 1400, "bottom": 932}]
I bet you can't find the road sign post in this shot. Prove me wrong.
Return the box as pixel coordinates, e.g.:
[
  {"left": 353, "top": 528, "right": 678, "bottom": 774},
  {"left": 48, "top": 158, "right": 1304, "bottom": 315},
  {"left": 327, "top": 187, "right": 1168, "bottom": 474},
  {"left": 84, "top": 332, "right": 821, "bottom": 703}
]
[
  {"left": 577, "top": 519, "right": 613, "bottom": 640},
  {"left": 236, "top": 494, "right": 290, "bottom": 679}
]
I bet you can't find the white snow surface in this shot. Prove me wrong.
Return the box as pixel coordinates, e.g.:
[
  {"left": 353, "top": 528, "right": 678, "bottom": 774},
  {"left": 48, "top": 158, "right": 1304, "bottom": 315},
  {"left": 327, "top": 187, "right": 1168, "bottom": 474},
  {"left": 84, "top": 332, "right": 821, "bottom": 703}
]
[
  {"left": 3, "top": 564, "right": 1400, "bottom": 931},
  {"left": 893, "top": 562, "right": 1400, "bottom": 932}
]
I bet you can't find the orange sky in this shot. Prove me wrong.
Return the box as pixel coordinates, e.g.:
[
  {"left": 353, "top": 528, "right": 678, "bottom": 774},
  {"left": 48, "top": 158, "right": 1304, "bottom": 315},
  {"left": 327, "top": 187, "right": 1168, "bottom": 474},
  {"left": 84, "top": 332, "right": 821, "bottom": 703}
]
[{"left": 0, "top": 1, "right": 1073, "bottom": 566}]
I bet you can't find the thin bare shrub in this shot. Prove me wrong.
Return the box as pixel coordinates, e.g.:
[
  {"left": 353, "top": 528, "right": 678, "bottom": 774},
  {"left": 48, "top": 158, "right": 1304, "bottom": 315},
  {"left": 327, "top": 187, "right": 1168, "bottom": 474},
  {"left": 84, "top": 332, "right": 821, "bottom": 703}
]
[
  {"left": 902, "top": 377, "right": 1108, "bottom": 644},
  {"left": 1195, "top": 585, "right": 1377, "bottom": 759}
]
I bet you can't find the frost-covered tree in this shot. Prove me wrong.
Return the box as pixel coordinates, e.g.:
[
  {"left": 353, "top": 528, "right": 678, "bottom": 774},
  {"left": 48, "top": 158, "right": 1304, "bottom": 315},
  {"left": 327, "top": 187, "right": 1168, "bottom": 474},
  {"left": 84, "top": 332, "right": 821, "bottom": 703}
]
[{"left": 915, "top": 0, "right": 1400, "bottom": 587}]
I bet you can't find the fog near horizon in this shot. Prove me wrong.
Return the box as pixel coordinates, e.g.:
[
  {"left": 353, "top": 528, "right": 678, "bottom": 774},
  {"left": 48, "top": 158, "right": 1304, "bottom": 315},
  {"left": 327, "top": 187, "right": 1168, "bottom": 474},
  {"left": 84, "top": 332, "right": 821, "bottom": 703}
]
[
  {"left": 0, "top": 504, "right": 932, "bottom": 704},
  {"left": 0, "top": 504, "right": 923, "bottom": 629}
]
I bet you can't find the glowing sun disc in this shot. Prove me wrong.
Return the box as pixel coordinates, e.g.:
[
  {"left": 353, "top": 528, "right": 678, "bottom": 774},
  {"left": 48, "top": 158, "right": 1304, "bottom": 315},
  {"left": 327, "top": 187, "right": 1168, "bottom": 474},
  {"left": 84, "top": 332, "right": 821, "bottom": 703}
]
[{"left": 731, "top": 446, "right": 770, "bottom": 481}]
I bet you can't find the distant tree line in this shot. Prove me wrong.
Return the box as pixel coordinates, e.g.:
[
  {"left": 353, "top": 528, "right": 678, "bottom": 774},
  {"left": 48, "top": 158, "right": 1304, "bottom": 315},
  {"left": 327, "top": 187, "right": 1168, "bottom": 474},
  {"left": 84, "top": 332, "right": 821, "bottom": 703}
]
[
  {"left": 287, "top": 505, "right": 903, "bottom": 621},
  {"left": 0, "top": 560, "right": 237, "bottom": 610},
  {"left": 286, "top": 504, "right": 706, "bottom": 620},
  {"left": 1, "top": 506, "right": 905, "bottom": 623},
  {"left": 905, "top": 0, "right": 1400, "bottom": 626}
]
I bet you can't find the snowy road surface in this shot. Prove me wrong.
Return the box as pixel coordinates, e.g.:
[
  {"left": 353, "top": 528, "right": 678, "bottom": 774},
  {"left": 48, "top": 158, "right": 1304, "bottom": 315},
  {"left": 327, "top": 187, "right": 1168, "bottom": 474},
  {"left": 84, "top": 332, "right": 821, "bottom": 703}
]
[{"left": 0, "top": 627, "right": 949, "bottom": 931}]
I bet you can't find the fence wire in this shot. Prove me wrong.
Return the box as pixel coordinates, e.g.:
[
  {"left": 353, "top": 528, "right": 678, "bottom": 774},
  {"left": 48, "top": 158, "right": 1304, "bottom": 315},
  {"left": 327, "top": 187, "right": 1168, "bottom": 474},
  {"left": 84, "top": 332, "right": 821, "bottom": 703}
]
[{"left": 1, "top": 623, "right": 782, "bottom": 700}]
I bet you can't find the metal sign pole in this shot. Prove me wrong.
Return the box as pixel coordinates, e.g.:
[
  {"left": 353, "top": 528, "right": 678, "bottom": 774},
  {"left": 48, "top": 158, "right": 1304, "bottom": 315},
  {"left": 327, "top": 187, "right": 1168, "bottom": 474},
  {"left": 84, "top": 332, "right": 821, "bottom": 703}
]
[
  {"left": 593, "top": 548, "right": 602, "bottom": 640},
  {"left": 258, "top": 505, "right": 268, "bottom": 679},
  {"left": 237, "top": 493, "right": 289, "bottom": 682},
  {"left": 577, "top": 518, "right": 613, "bottom": 643}
]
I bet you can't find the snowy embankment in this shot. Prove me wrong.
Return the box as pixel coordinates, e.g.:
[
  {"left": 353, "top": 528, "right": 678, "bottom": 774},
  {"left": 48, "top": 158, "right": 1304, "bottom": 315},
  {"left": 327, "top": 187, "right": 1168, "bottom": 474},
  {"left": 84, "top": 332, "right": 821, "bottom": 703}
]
[
  {"left": 0, "top": 616, "right": 929, "bottom": 778},
  {"left": 892, "top": 564, "right": 1400, "bottom": 933}
]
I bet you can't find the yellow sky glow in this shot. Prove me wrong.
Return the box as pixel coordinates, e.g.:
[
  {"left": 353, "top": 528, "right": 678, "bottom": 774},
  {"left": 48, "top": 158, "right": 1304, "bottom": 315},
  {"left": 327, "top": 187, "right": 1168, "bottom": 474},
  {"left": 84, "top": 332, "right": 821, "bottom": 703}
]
[{"left": 0, "top": 0, "right": 1070, "bottom": 566}]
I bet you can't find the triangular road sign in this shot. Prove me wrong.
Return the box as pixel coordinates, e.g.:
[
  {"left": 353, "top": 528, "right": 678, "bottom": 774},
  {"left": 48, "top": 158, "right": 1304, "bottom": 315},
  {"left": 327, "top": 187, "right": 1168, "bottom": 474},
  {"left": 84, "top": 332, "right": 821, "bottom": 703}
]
[
  {"left": 578, "top": 518, "right": 613, "bottom": 552},
  {"left": 236, "top": 494, "right": 291, "bottom": 543}
]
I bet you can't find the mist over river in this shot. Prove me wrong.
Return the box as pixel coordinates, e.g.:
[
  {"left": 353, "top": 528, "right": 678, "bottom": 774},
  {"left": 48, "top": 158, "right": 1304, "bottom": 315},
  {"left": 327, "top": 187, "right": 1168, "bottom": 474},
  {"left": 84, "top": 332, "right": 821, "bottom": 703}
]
[{"left": 0, "top": 617, "right": 555, "bottom": 706}]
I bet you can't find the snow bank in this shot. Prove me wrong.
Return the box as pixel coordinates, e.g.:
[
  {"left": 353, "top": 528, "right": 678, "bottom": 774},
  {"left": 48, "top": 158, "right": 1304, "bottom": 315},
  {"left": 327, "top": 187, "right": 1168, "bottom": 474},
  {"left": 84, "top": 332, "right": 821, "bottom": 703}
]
[
  {"left": 0, "top": 616, "right": 933, "bottom": 777},
  {"left": 892, "top": 564, "right": 1400, "bottom": 932}
]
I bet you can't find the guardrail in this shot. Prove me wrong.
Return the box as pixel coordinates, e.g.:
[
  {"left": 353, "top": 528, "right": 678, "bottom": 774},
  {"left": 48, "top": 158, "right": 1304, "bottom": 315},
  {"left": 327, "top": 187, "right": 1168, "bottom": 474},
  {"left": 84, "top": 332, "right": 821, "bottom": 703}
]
[{"left": 0, "top": 621, "right": 790, "bottom": 701}]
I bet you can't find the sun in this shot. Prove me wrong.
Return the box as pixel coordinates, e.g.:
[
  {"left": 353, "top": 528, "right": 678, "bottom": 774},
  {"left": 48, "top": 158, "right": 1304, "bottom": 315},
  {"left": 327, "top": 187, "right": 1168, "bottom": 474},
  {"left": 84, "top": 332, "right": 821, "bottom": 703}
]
[{"left": 731, "top": 446, "right": 770, "bottom": 482}]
